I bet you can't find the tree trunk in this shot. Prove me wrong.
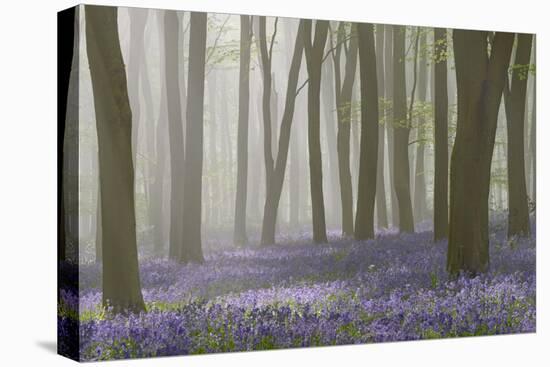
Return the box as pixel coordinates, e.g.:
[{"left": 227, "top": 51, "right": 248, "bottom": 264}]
[
  {"left": 354, "top": 23, "right": 379, "bottom": 240},
  {"left": 150, "top": 11, "right": 168, "bottom": 256},
  {"left": 413, "top": 30, "right": 428, "bottom": 223},
  {"left": 127, "top": 9, "right": 148, "bottom": 161},
  {"left": 233, "top": 16, "right": 252, "bottom": 246},
  {"left": 180, "top": 12, "right": 207, "bottom": 264},
  {"left": 529, "top": 50, "right": 536, "bottom": 203},
  {"left": 164, "top": 11, "right": 185, "bottom": 261},
  {"left": 303, "top": 20, "right": 329, "bottom": 244},
  {"left": 260, "top": 20, "right": 305, "bottom": 245},
  {"left": 333, "top": 23, "right": 357, "bottom": 237},
  {"left": 433, "top": 27, "right": 449, "bottom": 241},
  {"left": 374, "top": 24, "right": 389, "bottom": 229},
  {"left": 321, "top": 55, "right": 341, "bottom": 228},
  {"left": 85, "top": 5, "right": 145, "bottom": 313},
  {"left": 384, "top": 25, "right": 399, "bottom": 227},
  {"left": 505, "top": 33, "right": 532, "bottom": 237},
  {"left": 392, "top": 25, "right": 414, "bottom": 233},
  {"left": 447, "top": 30, "right": 514, "bottom": 275},
  {"left": 207, "top": 71, "right": 220, "bottom": 228}
]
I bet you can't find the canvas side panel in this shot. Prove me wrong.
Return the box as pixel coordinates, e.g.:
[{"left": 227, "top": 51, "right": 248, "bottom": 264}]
[{"left": 57, "top": 5, "right": 80, "bottom": 362}]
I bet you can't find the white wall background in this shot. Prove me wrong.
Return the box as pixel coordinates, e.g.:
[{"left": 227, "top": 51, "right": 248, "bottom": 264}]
[{"left": 0, "top": 0, "right": 547, "bottom": 366}]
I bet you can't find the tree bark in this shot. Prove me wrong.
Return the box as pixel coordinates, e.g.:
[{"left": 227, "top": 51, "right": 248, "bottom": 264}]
[
  {"left": 164, "top": 11, "right": 185, "bottom": 261},
  {"left": 447, "top": 30, "right": 514, "bottom": 275},
  {"left": 354, "top": 23, "right": 379, "bottom": 240},
  {"left": 413, "top": 30, "right": 428, "bottom": 222},
  {"left": 85, "top": 5, "right": 145, "bottom": 313},
  {"left": 260, "top": 20, "right": 305, "bottom": 245},
  {"left": 127, "top": 9, "right": 148, "bottom": 162},
  {"left": 233, "top": 16, "right": 252, "bottom": 246},
  {"left": 433, "top": 27, "right": 449, "bottom": 241},
  {"left": 180, "top": 12, "right": 207, "bottom": 263},
  {"left": 303, "top": 19, "right": 329, "bottom": 244},
  {"left": 384, "top": 25, "right": 399, "bottom": 227},
  {"left": 392, "top": 25, "right": 414, "bottom": 233},
  {"left": 332, "top": 22, "right": 357, "bottom": 237},
  {"left": 504, "top": 33, "right": 532, "bottom": 237},
  {"left": 374, "top": 24, "right": 389, "bottom": 229}
]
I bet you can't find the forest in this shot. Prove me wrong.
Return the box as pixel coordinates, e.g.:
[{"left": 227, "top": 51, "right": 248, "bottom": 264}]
[{"left": 58, "top": 4, "right": 536, "bottom": 361}]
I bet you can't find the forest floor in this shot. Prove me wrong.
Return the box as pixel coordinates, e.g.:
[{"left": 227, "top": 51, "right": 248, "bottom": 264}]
[{"left": 59, "top": 217, "right": 536, "bottom": 361}]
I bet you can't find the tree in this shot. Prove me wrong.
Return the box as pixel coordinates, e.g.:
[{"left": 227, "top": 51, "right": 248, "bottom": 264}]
[
  {"left": 354, "top": 23, "right": 379, "bottom": 240},
  {"left": 180, "top": 12, "right": 207, "bottom": 263},
  {"left": 384, "top": 25, "right": 399, "bottom": 227},
  {"left": 374, "top": 24, "right": 389, "bottom": 229},
  {"left": 258, "top": 16, "right": 277, "bottom": 199},
  {"left": 303, "top": 19, "right": 329, "bottom": 243},
  {"left": 413, "top": 30, "right": 428, "bottom": 222},
  {"left": 233, "top": 15, "right": 252, "bottom": 246},
  {"left": 260, "top": 20, "right": 305, "bottom": 245},
  {"left": 392, "top": 26, "right": 414, "bottom": 233},
  {"left": 85, "top": 5, "right": 145, "bottom": 313},
  {"left": 331, "top": 22, "right": 358, "bottom": 236},
  {"left": 504, "top": 33, "right": 533, "bottom": 238},
  {"left": 433, "top": 27, "right": 449, "bottom": 241},
  {"left": 164, "top": 10, "right": 186, "bottom": 261},
  {"left": 447, "top": 30, "right": 514, "bottom": 275},
  {"left": 127, "top": 8, "right": 148, "bottom": 160}
]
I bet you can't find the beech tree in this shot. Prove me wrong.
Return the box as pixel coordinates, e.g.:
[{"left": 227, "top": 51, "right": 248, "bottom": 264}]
[
  {"left": 164, "top": 10, "right": 186, "bottom": 261},
  {"left": 331, "top": 22, "right": 358, "bottom": 236},
  {"left": 504, "top": 33, "right": 533, "bottom": 238},
  {"left": 354, "top": 23, "right": 379, "bottom": 240},
  {"left": 260, "top": 20, "right": 305, "bottom": 245},
  {"left": 433, "top": 27, "right": 449, "bottom": 241},
  {"left": 233, "top": 15, "right": 252, "bottom": 246},
  {"left": 392, "top": 26, "right": 414, "bottom": 233},
  {"left": 85, "top": 5, "right": 145, "bottom": 312},
  {"left": 303, "top": 19, "right": 329, "bottom": 244},
  {"left": 374, "top": 24, "right": 389, "bottom": 229},
  {"left": 180, "top": 12, "right": 208, "bottom": 263},
  {"left": 447, "top": 30, "right": 514, "bottom": 275}
]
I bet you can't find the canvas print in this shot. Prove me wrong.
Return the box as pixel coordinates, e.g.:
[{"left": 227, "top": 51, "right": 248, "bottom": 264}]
[{"left": 57, "top": 4, "right": 536, "bottom": 362}]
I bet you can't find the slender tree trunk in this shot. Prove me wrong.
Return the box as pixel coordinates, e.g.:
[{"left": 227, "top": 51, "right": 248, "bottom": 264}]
[
  {"left": 505, "top": 33, "right": 532, "bottom": 237},
  {"left": 384, "top": 25, "right": 398, "bottom": 227},
  {"left": 303, "top": 20, "right": 329, "bottom": 243},
  {"left": 207, "top": 71, "right": 220, "bottom": 228},
  {"left": 258, "top": 17, "right": 275, "bottom": 194},
  {"left": 180, "top": 12, "right": 207, "bottom": 263},
  {"left": 127, "top": 9, "right": 148, "bottom": 161},
  {"left": 448, "top": 30, "right": 514, "bottom": 275},
  {"left": 354, "top": 23, "right": 379, "bottom": 240},
  {"left": 413, "top": 30, "right": 428, "bottom": 222},
  {"left": 375, "top": 24, "right": 389, "bottom": 229},
  {"left": 85, "top": 5, "right": 145, "bottom": 313},
  {"left": 164, "top": 11, "right": 185, "bottom": 260},
  {"left": 333, "top": 23, "right": 357, "bottom": 237},
  {"left": 233, "top": 16, "right": 252, "bottom": 246},
  {"left": 150, "top": 11, "right": 168, "bottom": 256},
  {"left": 529, "top": 49, "right": 536, "bottom": 203},
  {"left": 392, "top": 25, "right": 414, "bottom": 232},
  {"left": 433, "top": 27, "right": 449, "bottom": 241},
  {"left": 260, "top": 20, "right": 305, "bottom": 245},
  {"left": 321, "top": 55, "right": 341, "bottom": 228}
]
